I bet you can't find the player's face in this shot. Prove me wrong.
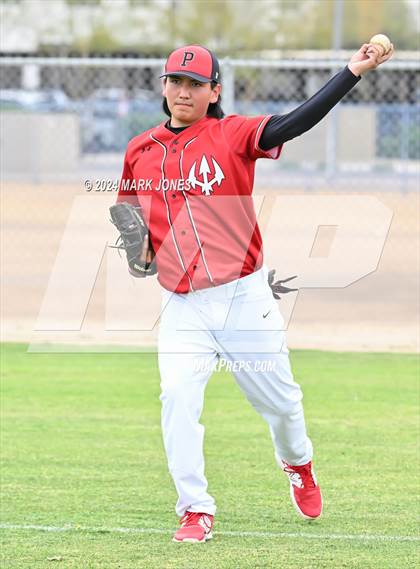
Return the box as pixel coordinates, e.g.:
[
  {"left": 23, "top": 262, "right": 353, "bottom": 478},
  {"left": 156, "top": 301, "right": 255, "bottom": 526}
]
[{"left": 163, "top": 76, "right": 221, "bottom": 127}]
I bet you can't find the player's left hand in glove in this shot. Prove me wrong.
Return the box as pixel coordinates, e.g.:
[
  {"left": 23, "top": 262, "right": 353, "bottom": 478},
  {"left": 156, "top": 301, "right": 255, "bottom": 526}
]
[
  {"left": 268, "top": 269, "right": 298, "bottom": 300},
  {"left": 109, "top": 202, "right": 157, "bottom": 278}
]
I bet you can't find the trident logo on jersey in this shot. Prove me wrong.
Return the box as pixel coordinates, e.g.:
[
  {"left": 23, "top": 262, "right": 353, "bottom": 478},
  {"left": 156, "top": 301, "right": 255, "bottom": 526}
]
[{"left": 187, "top": 155, "right": 225, "bottom": 196}]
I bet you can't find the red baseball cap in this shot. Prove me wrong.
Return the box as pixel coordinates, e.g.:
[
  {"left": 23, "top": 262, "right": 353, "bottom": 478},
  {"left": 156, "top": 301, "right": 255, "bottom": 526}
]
[{"left": 160, "top": 45, "right": 220, "bottom": 83}]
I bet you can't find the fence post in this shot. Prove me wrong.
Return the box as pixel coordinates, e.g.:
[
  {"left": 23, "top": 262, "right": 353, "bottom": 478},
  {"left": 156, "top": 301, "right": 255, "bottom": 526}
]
[
  {"left": 326, "top": 0, "right": 344, "bottom": 182},
  {"left": 325, "top": 64, "right": 342, "bottom": 181},
  {"left": 22, "top": 63, "right": 40, "bottom": 89},
  {"left": 221, "top": 57, "right": 235, "bottom": 115}
]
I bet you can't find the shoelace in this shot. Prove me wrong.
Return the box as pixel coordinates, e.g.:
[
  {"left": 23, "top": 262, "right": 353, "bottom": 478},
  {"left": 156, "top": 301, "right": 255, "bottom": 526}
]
[
  {"left": 180, "top": 512, "right": 203, "bottom": 527},
  {"left": 180, "top": 512, "right": 212, "bottom": 532},
  {"left": 284, "top": 463, "right": 316, "bottom": 489}
]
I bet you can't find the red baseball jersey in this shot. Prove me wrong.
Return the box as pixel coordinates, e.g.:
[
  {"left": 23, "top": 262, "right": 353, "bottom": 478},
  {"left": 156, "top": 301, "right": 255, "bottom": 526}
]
[{"left": 117, "top": 114, "right": 282, "bottom": 293}]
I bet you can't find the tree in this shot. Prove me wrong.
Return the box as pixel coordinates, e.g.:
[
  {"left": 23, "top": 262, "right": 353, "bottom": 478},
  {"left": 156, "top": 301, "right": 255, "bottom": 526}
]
[
  {"left": 277, "top": 0, "right": 419, "bottom": 50},
  {"left": 163, "top": 0, "right": 282, "bottom": 55},
  {"left": 58, "top": 0, "right": 419, "bottom": 55}
]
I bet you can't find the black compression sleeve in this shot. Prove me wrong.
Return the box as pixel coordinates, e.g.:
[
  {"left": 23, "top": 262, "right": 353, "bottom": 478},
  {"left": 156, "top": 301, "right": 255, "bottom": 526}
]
[{"left": 259, "top": 65, "right": 361, "bottom": 150}]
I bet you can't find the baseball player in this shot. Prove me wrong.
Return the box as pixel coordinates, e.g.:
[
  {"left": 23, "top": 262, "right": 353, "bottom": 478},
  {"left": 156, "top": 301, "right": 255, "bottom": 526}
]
[{"left": 115, "top": 43, "right": 393, "bottom": 543}]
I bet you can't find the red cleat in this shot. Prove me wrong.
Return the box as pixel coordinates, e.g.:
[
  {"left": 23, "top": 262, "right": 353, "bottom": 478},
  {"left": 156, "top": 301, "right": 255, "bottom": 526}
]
[
  {"left": 173, "top": 511, "right": 214, "bottom": 543},
  {"left": 280, "top": 459, "right": 323, "bottom": 519}
]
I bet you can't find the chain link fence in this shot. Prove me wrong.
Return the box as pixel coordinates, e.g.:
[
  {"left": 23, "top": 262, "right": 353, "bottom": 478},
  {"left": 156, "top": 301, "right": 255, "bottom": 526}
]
[
  {"left": 1, "top": 55, "right": 419, "bottom": 351},
  {"left": 1, "top": 55, "right": 419, "bottom": 186}
]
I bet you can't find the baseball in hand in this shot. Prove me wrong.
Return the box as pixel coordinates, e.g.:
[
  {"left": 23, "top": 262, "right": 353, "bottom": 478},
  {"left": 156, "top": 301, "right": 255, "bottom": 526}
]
[{"left": 369, "top": 34, "right": 392, "bottom": 56}]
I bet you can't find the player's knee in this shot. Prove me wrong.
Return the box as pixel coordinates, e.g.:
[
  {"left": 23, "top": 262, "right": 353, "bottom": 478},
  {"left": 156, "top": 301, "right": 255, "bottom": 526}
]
[
  {"left": 159, "top": 378, "right": 202, "bottom": 404},
  {"left": 160, "top": 381, "right": 185, "bottom": 402},
  {"left": 247, "top": 382, "right": 303, "bottom": 416}
]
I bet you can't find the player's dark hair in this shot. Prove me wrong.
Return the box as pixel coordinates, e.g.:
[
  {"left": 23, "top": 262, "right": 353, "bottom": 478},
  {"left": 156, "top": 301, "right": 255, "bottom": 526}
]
[{"left": 162, "top": 80, "right": 225, "bottom": 120}]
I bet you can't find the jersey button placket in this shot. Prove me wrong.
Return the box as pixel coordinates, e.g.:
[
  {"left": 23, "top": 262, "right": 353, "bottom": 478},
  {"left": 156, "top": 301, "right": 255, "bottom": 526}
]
[{"left": 165, "top": 139, "right": 188, "bottom": 283}]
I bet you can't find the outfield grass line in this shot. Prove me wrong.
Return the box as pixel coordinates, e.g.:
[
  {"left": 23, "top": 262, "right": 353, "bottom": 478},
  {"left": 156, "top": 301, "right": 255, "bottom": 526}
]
[{"left": 0, "top": 523, "right": 418, "bottom": 543}]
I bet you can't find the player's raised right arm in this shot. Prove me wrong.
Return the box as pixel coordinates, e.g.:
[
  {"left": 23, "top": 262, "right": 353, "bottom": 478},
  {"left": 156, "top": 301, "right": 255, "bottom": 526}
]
[
  {"left": 259, "top": 66, "right": 360, "bottom": 149},
  {"left": 259, "top": 41, "right": 394, "bottom": 150}
]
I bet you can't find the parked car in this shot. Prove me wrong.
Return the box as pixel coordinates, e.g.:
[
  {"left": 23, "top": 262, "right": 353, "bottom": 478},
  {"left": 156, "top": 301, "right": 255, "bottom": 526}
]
[
  {"left": 80, "top": 88, "right": 164, "bottom": 153},
  {"left": 0, "top": 89, "right": 72, "bottom": 112}
]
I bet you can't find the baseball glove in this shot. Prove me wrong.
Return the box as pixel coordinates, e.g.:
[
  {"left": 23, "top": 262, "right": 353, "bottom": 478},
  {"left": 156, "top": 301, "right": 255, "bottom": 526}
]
[
  {"left": 109, "top": 202, "right": 157, "bottom": 278},
  {"left": 268, "top": 269, "right": 298, "bottom": 299}
]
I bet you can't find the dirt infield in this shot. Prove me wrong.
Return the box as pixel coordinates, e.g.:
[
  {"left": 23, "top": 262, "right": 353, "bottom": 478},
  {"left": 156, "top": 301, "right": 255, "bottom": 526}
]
[{"left": 1, "top": 182, "right": 418, "bottom": 352}]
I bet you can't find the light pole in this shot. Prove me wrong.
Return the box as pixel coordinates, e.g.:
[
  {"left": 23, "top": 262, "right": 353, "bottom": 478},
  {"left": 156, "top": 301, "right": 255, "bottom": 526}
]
[{"left": 326, "top": 0, "right": 344, "bottom": 180}]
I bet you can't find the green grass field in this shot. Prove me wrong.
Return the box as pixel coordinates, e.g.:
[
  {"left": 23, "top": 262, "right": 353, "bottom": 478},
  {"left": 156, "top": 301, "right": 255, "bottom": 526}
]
[{"left": 1, "top": 343, "right": 418, "bottom": 568}]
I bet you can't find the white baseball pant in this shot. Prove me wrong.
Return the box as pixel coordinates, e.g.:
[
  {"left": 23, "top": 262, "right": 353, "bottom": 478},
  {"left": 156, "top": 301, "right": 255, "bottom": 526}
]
[{"left": 158, "top": 265, "right": 313, "bottom": 517}]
